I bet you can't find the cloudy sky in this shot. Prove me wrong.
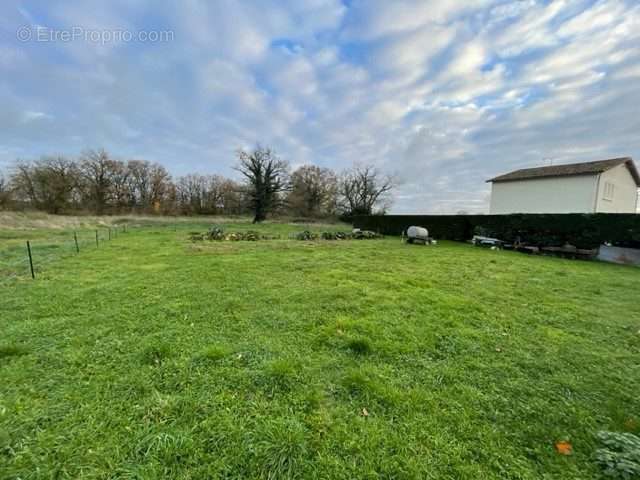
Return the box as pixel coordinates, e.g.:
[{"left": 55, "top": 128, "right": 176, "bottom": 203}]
[{"left": 1, "top": 0, "right": 639, "bottom": 213}]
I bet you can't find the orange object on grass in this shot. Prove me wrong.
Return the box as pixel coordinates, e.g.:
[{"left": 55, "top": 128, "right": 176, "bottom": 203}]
[{"left": 555, "top": 441, "right": 572, "bottom": 455}]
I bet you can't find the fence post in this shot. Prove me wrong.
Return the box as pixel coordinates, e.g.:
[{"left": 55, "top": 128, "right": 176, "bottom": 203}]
[
  {"left": 96, "top": 230, "right": 99, "bottom": 247},
  {"left": 108, "top": 228, "right": 111, "bottom": 241},
  {"left": 74, "top": 232, "right": 80, "bottom": 253},
  {"left": 26, "top": 241, "right": 35, "bottom": 279}
]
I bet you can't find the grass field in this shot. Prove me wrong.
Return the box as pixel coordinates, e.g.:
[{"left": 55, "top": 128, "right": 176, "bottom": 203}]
[{"left": 1, "top": 216, "right": 639, "bottom": 479}]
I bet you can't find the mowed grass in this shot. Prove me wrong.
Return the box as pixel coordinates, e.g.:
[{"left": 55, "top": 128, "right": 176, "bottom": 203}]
[{"left": 1, "top": 220, "right": 639, "bottom": 479}]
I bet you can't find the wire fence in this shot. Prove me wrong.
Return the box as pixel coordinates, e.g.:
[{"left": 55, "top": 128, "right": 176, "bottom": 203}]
[{"left": 0, "top": 224, "right": 130, "bottom": 286}]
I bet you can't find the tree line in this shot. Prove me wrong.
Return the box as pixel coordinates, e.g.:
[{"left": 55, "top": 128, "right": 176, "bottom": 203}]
[{"left": 0, "top": 146, "right": 394, "bottom": 222}]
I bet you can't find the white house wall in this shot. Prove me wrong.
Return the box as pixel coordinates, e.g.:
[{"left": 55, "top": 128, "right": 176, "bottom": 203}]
[
  {"left": 594, "top": 164, "right": 639, "bottom": 213},
  {"left": 489, "top": 174, "right": 599, "bottom": 214}
]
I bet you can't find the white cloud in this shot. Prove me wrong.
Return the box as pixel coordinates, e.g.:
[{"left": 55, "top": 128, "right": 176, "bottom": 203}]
[
  {"left": 1, "top": 0, "right": 639, "bottom": 213},
  {"left": 344, "top": 0, "right": 491, "bottom": 40},
  {"left": 21, "top": 111, "right": 53, "bottom": 123}
]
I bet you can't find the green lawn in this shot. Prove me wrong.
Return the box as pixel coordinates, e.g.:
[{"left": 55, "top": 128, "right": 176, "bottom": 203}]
[{"left": 1, "top": 219, "right": 639, "bottom": 479}]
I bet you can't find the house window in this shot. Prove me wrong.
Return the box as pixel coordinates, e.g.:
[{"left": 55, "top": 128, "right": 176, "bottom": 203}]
[{"left": 603, "top": 181, "right": 615, "bottom": 201}]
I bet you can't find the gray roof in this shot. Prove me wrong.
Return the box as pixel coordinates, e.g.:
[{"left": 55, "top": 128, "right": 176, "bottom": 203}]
[{"left": 487, "top": 157, "right": 640, "bottom": 186}]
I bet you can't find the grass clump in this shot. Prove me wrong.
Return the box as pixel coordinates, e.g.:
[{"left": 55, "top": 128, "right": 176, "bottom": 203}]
[
  {"left": 433, "top": 334, "right": 459, "bottom": 360},
  {"left": 345, "top": 337, "right": 372, "bottom": 355},
  {"left": 250, "top": 419, "right": 308, "bottom": 479},
  {"left": 135, "top": 431, "right": 193, "bottom": 466},
  {"left": 141, "top": 343, "right": 172, "bottom": 366},
  {"left": 0, "top": 345, "right": 27, "bottom": 359},
  {"left": 197, "top": 345, "right": 232, "bottom": 363},
  {"left": 341, "top": 367, "right": 400, "bottom": 408},
  {"left": 260, "top": 358, "right": 301, "bottom": 392}
]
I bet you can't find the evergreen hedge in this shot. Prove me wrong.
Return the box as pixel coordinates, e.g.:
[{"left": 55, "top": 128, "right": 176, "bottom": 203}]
[{"left": 352, "top": 214, "right": 640, "bottom": 249}]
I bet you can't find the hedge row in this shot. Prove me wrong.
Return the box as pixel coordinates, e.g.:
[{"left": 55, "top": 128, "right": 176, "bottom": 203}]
[{"left": 352, "top": 214, "right": 640, "bottom": 249}]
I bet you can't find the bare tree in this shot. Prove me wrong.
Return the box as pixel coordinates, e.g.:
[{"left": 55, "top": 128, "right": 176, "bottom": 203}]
[
  {"left": 235, "top": 146, "right": 289, "bottom": 223},
  {"left": 148, "top": 163, "right": 171, "bottom": 213},
  {"left": 111, "top": 161, "right": 131, "bottom": 210},
  {"left": 127, "top": 160, "right": 152, "bottom": 209},
  {"left": 288, "top": 165, "right": 338, "bottom": 217},
  {"left": 0, "top": 171, "right": 13, "bottom": 209},
  {"left": 79, "top": 149, "right": 118, "bottom": 214},
  {"left": 202, "top": 175, "right": 229, "bottom": 214},
  {"left": 218, "top": 179, "right": 247, "bottom": 215},
  {"left": 176, "top": 174, "right": 205, "bottom": 214},
  {"left": 125, "top": 160, "right": 171, "bottom": 212},
  {"left": 175, "top": 174, "right": 247, "bottom": 215},
  {"left": 338, "top": 164, "right": 394, "bottom": 216},
  {"left": 11, "top": 156, "right": 78, "bottom": 213}
]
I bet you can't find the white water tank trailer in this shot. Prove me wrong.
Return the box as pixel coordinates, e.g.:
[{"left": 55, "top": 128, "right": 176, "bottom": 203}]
[{"left": 406, "top": 226, "right": 430, "bottom": 244}]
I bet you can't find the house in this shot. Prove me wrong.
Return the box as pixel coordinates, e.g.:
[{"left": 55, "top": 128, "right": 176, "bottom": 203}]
[{"left": 487, "top": 157, "right": 640, "bottom": 214}]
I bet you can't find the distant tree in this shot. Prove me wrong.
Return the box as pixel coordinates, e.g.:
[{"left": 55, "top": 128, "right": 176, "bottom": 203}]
[
  {"left": 218, "top": 179, "right": 247, "bottom": 215},
  {"left": 11, "top": 156, "right": 78, "bottom": 214},
  {"left": 0, "top": 171, "right": 13, "bottom": 209},
  {"left": 162, "top": 180, "right": 179, "bottom": 215},
  {"left": 235, "top": 146, "right": 289, "bottom": 223},
  {"left": 79, "top": 149, "right": 118, "bottom": 214},
  {"left": 111, "top": 160, "right": 131, "bottom": 210},
  {"left": 202, "top": 175, "right": 231, "bottom": 214},
  {"left": 175, "top": 174, "right": 245, "bottom": 215},
  {"left": 176, "top": 174, "right": 205, "bottom": 214},
  {"left": 338, "top": 164, "right": 394, "bottom": 216},
  {"left": 127, "top": 159, "right": 157, "bottom": 210},
  {"left": 148, "top": 163, "right": 172, "bottom": 213},
  {"left": 288, "top": 165, "right": 338, "bottom": 217},
  {"left": 126, "top": 160, "right": 172, "bottom": 212}
]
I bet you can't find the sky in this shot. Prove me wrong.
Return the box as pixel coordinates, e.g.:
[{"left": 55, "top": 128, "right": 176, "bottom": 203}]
[{"left": 1, "top": 0, "right": 639, "bottom": 213}]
